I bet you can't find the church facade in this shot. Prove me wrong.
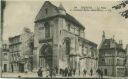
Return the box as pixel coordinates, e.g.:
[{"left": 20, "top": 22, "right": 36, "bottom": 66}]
[{"left": 33, "top": 1, "right": 98, "bottom": 75}]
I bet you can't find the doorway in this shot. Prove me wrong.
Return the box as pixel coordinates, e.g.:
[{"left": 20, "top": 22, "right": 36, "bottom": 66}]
[
  {"left": 19, "top": 63, "right": 24, "bottom": 72},
  {"left": 4, "top": 64, "right": 7, "bottom": 72},
  {"left": 39, "top": 44, "right": 53, "bottom": 69},
  {"left": 104, "top": 69, "right": 107, "bottom": 76}
]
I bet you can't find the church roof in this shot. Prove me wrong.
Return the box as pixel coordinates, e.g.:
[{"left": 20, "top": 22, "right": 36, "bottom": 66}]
[
  {"left": 79, "top": 37, "right": 97, "bottom": 47},
  {"left": 64, "top": 13, "right": 85, "bottom": 29},
  {"left": 35, "top": 1, "right": 85, "bottom": 29}
]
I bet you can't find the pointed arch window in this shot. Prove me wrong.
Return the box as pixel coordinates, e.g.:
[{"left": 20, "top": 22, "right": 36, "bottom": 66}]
[
  {"left": 39, "top": 44, "right": 52, "bottom": 68},
  {"left": 65, "top": 38, "right": 71, "bottom": 55},
  {"left": 44, "top": 22, "right": 50, "bottom": 38},
  {"left": 45, "top": 8, "right": 48, "bottom": 14}
]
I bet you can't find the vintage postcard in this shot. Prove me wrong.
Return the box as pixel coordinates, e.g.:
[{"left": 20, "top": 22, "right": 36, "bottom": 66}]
[{"left": 0, "top": 0, "right": 128, "bottom": 78}]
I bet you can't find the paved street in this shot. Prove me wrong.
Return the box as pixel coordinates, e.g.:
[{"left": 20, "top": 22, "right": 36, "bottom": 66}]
[
  {"left": 1, "top": 72, "right": 128, "bottom": 79},
  {"left": 1, "top": 72, "right": 99, "bottom": 78}
]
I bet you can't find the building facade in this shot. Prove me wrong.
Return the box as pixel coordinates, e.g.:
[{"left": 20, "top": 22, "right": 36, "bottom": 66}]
[
  {"left": 2, "top": 41, "right": 10, "bottom": 72},
  {"left": 34, "top": 1, "right": 98, "bottom": 76},
  {"left": 125, "top": 44, "right": 128, "bottom": 76},
  {"left": 99, "top": 31, "right": 127, "bottom": 77},
  {"left": 9, "top": 28, "right": 34, "bottom": 72}
]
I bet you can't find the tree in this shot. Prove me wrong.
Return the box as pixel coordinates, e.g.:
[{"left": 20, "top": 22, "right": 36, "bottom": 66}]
[{"left": 112, "top": 1, "right": 128, "bottom": 19}]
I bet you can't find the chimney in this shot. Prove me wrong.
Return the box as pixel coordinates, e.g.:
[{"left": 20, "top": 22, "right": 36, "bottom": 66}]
[
  {"left": 112, "top": 35, "right": 115, "bottom": 41},
  {"left": 119, "top": 40, "right": 123, "bottom": 48},
  {"left": 102, "top": 31, "right": 105, "bottom": 41}
]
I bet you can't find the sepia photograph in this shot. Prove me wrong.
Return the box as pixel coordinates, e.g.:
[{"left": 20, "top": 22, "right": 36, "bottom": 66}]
[{"left": 0, "top": 0, "right": 128, "bottom": 79}]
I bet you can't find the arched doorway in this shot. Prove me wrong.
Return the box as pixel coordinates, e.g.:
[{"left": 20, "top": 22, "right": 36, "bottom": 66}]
[
  {"left": 64, "top": 37, "right": 77, "bottom": 70},
  {"left": 39, "top": 43, "right": 52, "bottom": 69},
  {"left": 63, "top": 37, "right": 71, "bottom": 68}
]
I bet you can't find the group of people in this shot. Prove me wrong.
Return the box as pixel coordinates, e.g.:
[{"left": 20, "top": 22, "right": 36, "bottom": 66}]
[
  {"left": 83, "top": 68, "right": 93, "bottom": 76},
  {"left": 83, "top": 68, "right": 103, "bottom": 78},
  {"left": 37, "top": 67, "right": 103, "bottom": 78},
  {"left": 37, "top": 67, "right": 43, "bottom": 77},
  {"left": 37, "top": 67, "right": 76, "bottom": 77},
  {"left": 96, "top": 68, "right": 103, "bottom": 79},
  {"left": 60, "top": 67, "right": 76, "bottom": 77},
  {"left": 37, "top": 66, "right": 58, "bottom": 77}
]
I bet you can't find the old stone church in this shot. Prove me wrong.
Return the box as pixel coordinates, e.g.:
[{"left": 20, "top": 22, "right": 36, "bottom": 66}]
[{"left": 33, "top": 1, "right": 98, "bottom": 75}]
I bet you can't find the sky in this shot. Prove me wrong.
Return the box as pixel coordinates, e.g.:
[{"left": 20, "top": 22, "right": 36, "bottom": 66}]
[{"left": 3, "top": 0, "right": 128, "bottom": 47}]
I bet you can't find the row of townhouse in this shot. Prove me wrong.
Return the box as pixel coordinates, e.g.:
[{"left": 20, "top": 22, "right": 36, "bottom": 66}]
[
  {"left": 98, "top": 31, "right": 128, "bottom": 77},
  {"left": 1, "top": 28, "right": 34, "bottom": 72}
]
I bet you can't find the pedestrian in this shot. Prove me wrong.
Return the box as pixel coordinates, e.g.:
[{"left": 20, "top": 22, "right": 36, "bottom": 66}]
[
  {"left": 37, "top": 67, "right": 43, "bottom": 77},
  {"left": 65, "top": 67, "right": 68, "bottom": 77},
  {"left": 96, "top": 68, "right": 101, "bottom": 78},
  {"left": 73, "top": 68, "right": 76, "bottom": 76},
  {"left": 83, "top": 69, "right": 87, "bottom": 77},
  {"left": 46, "top": 68, "right": 50, "bottom": 77},
  {"left": 69, "top": 68, "right": 72, "bottom": 77},
  {"left": 60, "top": 68, "right": 62, "bottom": 75},
  {"left": 60, "top": 68, "right": 64, "bottom": 76},
  {"left": 90, "top": 69, "right": 93, "bottom": 76},
  {"left": 52, "top": 68, "right": 55, "bottom": 76},
  {"left": 79, "top": 69, "right": 80, "bottom": 76},
  {"left": 68, "top": 67, "right": 72, "bottom": 77},
  {"left": 100, "top": 69, "right": 103, "bottom": 79},
  {"left": 49, "top": 67, "right": 53, "bottom": 77},
  {"left": 55, "top": 66, "right": 58, "bottom": 74},
  {"left": 70, "top": 68, "right": 73, "bottom": 76}
]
